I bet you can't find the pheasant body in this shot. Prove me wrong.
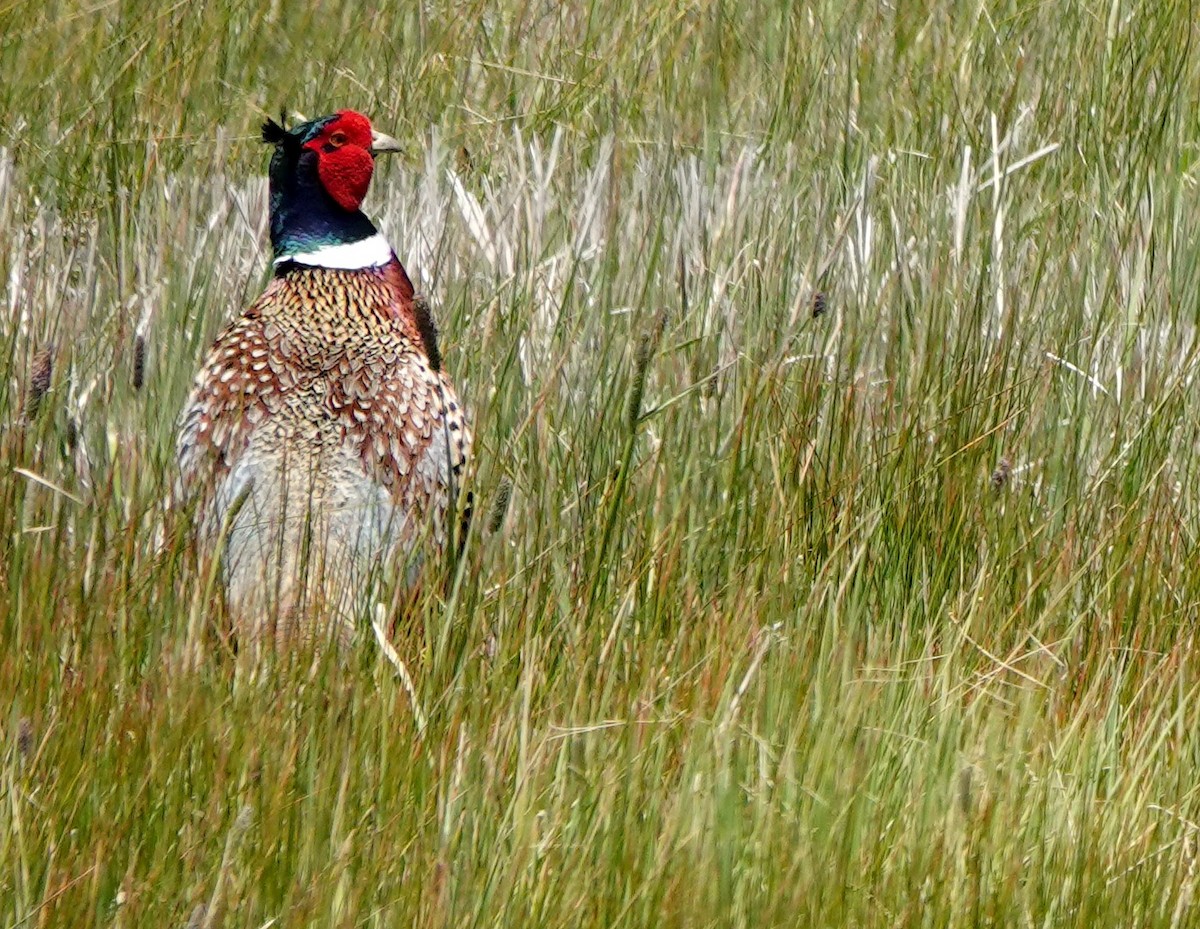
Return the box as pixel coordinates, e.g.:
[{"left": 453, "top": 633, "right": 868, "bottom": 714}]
[{"left": 176, "top": 111, "right": 470, "bottom": 647}]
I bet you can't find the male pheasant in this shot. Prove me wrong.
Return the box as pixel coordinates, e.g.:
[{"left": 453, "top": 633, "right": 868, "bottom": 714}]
[{"left": 176, "top": 110, "right": 471, "bottom": 650}]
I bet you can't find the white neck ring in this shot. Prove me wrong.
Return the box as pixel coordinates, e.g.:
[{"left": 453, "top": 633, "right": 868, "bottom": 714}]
[{"left": 276, "top": 232, "right": 393, "bottom": 270}]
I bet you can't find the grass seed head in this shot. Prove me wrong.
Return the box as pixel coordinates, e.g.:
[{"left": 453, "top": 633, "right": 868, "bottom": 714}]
[
  {"left": 25, "top": 345, "right": 53, "bottom": 420},
  {"left": 627, "top": 310, "right": 667, "bottom": 432},
  {"left": 133, "top": 334, "right": 146, "bottom": 390},
  {"left": 487, "top": 479, "right": 513, "bottom": 534},
  {"left": 16, "top": 717, "right": 33, "bottom": 760},
  {"left": 958, "top": 765, "right": 973, "bottom": 815},
  {"left": 627, "top": 334, "right": 653, "bottom": 431}
]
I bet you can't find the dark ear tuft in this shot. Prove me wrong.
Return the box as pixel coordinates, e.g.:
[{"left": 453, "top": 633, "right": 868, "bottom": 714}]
[{"left": 261, "top": 117, "right": 292, "bottom": 147}]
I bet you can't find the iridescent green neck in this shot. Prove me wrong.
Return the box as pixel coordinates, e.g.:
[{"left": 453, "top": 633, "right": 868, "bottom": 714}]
[{"left": 267, "top": 144, "right": 379, "bottom": 261}]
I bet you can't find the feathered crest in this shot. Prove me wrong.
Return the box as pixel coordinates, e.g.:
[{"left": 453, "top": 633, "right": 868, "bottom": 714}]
[{"left": 261, "top": 108, "right": 297, "bottom": 148}]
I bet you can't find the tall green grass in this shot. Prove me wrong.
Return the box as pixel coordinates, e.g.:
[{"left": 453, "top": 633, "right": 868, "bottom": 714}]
[{"left": 3, "top": 0, "right": 1200, "bottom": 925}]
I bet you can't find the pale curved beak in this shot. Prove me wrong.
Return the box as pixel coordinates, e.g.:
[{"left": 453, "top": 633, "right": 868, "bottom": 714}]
[{"left": 370, "top": 129, "right": 402, "bottom": 155}]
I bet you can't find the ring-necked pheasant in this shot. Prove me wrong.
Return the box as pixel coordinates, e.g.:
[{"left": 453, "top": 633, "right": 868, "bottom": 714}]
[{"left": 176, "top": 110, "right": 471, "bottom": 650}]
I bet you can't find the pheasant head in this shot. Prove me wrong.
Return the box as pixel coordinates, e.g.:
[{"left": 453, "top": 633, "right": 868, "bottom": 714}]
[{"left": 261, "top": 110, "right": 402, "bottom": 268}]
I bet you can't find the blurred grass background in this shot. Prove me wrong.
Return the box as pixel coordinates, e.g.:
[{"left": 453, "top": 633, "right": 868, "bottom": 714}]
[{"left": 3, "top": 0, "right": 1200, "bottom": 925}]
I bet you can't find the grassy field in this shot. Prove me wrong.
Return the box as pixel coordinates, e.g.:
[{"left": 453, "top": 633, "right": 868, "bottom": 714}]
[{"left": 3, "top": 0, "right": 1200, "bottom": 925}]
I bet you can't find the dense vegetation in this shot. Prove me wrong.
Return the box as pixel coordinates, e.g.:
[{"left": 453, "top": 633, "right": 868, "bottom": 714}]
[{"left": 2, "top": 1, "right": 1200, "bottom": 925}]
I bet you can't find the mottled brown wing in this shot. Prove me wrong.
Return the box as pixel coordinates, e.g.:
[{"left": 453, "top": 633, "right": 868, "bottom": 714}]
[
  {"left": 176, "top": 304, "right": 280, "bottom": 499},
  {"left": 329, "top": 344, "right": 470, "bottom": 512}
]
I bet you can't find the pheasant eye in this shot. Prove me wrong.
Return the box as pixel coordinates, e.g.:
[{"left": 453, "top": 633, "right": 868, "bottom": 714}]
[{"left": 328, "top": 130, "right": 348, "bottom": 147}]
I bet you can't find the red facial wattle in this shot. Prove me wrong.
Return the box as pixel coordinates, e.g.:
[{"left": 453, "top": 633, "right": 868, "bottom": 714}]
[
  {"left": 317, "top": 146, "right": 374, "bottom": 211},
  {"left": 305, "top": 111, "right": 377, "bottom": 212}
]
